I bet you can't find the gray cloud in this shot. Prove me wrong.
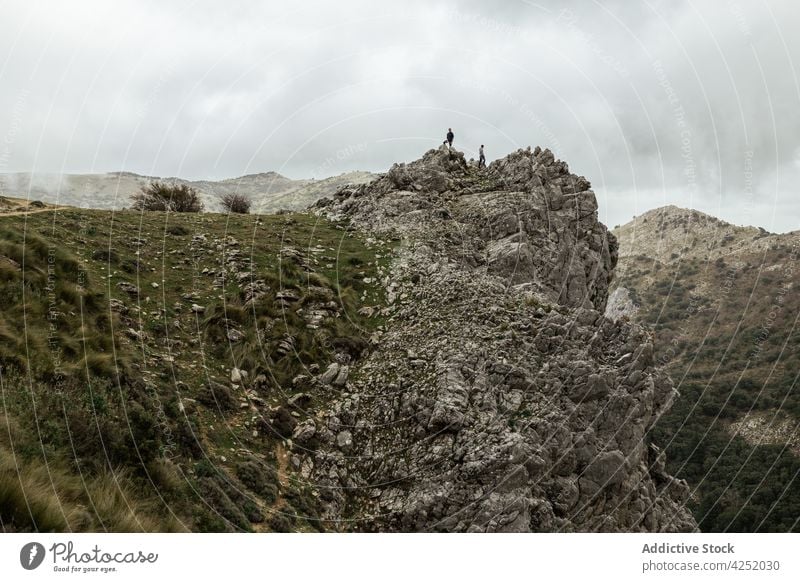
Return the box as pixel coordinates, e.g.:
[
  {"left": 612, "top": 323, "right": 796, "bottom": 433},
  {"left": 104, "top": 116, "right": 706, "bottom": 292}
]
[{"left": 1, "top": 0, "right": 799, "bottom": 231}]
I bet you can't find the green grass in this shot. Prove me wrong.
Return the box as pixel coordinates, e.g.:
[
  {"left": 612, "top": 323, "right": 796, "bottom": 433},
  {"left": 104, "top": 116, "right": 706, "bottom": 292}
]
[
  {"left": 0, "top": 414, "right": 183, "bottom": 532},
  {"left": 0, "top": 207, "right": 390, "bottom": 531}
]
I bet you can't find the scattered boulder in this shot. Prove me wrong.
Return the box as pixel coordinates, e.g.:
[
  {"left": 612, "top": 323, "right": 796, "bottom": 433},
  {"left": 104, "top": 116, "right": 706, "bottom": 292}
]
[
  {"left": 292, "top": 419, "right": 317, "bottom": 444},
  {"left": 332, "top": 365, "right": 349, "bottom": 387},
  {"left": 336, "top": 430, "right": 353, "bottom": 449},
  {"left": 116, "top": 281, "right": 139, "bottom": 296},
  {"left": 320, "top": 363, "right": 340, "bottom": 385}
]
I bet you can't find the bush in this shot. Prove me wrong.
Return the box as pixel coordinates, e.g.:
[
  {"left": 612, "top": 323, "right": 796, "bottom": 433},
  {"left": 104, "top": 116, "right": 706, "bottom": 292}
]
[
  {"left": 131, "top": 182, "right": 204, "bottom": 213},
  {"left": 196, "top": 381, "right": 237, "bottom": 412},
  {"left": 166, "top": 224, "right": 190, "bottom": 236},
  {"left": 220, "top": 193, "right": 252, "bottom": 214},
  {"left": 267, "top": 510, "right": 296, "bottom": 532},
  {"left": 236, "top": 459, "right": 278, "bottom": 502}
]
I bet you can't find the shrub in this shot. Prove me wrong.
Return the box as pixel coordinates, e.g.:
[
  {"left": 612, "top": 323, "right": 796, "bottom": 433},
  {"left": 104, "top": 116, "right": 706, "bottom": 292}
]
[
  {"left": 131, "top": 182, "right": 204, "bottom": 213},
  {"left": 236, "top": 459, "right": 278, "bottom": 502},
  {"left": 220, "top": 193, "right": 252, "bottom": 214},
  {"left": 166, "top": 224, "right": 190, "bottom": 236},
  {"left": 197, "top": 477, "right": 250, "bottom": 531},
  {"left": 267, "top": 510, "right": 296, "bottom": 532},
  {"left": 196, "top": 381, "right": 237, "bottom": 412}
]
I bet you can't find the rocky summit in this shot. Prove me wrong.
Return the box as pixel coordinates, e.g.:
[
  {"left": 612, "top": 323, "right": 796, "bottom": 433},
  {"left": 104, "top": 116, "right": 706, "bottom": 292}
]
[{"left": 305, "top": 145, "right": 697, "bottom": 532}]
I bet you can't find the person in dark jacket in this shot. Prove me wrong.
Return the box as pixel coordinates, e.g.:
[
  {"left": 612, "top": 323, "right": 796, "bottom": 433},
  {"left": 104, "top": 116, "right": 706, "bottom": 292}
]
[
  {"left": 446, "top": 128, "right": 454, "bottom": 148},
  {"left": 478, "top": 144, "right": 486, "bottom": 168}
]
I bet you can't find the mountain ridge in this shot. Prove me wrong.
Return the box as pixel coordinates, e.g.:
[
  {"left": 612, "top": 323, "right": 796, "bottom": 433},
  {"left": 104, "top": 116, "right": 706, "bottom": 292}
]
[
  {"left": 0, "top": 169, "right": 376, "bottom": 214},
  {"left": 610, "top": 207, "right": 800, "bottom": 531},
  {"left": 613, "top": 204, "right": 798, "bottom": 267}
]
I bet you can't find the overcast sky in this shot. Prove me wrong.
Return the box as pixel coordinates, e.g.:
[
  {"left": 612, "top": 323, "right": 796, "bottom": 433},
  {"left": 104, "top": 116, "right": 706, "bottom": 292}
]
[{"left": 1, "top": 0, "right": 799, "bottom": 231}]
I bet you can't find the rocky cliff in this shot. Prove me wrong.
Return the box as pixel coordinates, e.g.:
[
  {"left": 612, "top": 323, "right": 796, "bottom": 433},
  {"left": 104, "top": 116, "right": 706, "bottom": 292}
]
[{"left": 301, "top": 146, "right": 697, "bottom": 531}]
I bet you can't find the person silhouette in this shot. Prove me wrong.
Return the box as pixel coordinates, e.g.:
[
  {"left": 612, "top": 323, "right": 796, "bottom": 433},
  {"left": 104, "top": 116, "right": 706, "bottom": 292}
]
[
  {"left": 446, "top": 128, "right": 454, "bottom": 148},
  {"left": 478, "top": 144, "right": 486, "bottom": 168}
]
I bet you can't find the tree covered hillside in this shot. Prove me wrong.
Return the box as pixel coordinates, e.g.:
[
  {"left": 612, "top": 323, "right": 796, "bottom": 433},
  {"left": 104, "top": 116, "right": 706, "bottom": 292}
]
[{"left": 613, "top": 207, "right": 800, "bottom": 532}]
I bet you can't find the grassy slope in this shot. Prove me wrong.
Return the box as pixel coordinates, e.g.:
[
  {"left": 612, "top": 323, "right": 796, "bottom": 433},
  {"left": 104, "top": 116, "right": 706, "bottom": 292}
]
[
  {"left": 0, "top": 207, "right": 389, "bottom": 532},
  {"left": 614, "top": 243, "right": 800, "bottom": 531}
]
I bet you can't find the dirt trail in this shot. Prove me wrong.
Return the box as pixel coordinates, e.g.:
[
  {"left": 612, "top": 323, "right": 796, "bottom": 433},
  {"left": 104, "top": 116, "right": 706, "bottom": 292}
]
[
  {"left": 274, "top": 443, "right": 290, "bottom": 488},
  {"left": 247, "top": 443, "right": 292, "bottom": 532},
  {"left": 0, "top": 207, "right": 65, "bottom": 217},
  {"left": 0, "top": 196, "right": 66, "bottom": 217},
  {"left": 0, "top": 195, "right": 67, "bottom": 216}
]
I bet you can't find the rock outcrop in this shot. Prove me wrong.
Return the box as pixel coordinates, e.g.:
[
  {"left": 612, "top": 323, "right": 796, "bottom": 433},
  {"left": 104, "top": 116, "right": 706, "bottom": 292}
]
[
  {"left": 304, "top": 145, "right": 696, "bottom": 532},
  {"left": 605, "top": 286, "right": 640, "bottom": 322}
]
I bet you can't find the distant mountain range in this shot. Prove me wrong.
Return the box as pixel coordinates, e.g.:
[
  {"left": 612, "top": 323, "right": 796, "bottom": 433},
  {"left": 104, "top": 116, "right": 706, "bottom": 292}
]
[{"left": 0, "top": 170, "right": 376, "bottom": 213}]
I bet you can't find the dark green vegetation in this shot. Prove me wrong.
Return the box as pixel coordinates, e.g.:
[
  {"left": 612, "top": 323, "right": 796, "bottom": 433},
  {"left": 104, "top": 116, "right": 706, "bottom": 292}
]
[
  {"left": 0, "top": 206, "right": 389, "bottom": 531},
  {"left": 616, "top": 247, "right": 800, "bottom": 532},
  {"left": 221, "top": 193, "right": 252, "bottom": 214},
  {"left": 131, "top": 182, "right": 204, "bottom": 212}
]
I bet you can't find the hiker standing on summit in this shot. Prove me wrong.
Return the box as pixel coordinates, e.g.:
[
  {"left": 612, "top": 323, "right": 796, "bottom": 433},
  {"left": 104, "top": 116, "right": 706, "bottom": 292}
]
[
  {"left": 446, "top": 128, "right": 454, "bottom": 148},
  {"left": 478, "top": 144, "right": 486, "bottom": 168}
]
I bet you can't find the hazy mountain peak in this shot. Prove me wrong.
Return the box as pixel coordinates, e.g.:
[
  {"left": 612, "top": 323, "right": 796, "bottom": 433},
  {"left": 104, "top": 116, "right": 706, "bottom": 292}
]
[
  {"left": 0, "top": 169, "right": 376, "bottom": 213},
  {"left": 613, "top": 204, "right": 780, "bottom": 264}
]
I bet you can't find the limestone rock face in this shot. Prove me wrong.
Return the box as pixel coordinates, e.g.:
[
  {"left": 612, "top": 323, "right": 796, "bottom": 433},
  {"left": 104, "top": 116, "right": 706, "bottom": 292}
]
[
  {"left": 307, "top": 145, "right": 696, "bottom": 532},
  {"left": 605, "top": 286, "right": 640, "bottom": 322},
  {"left": 320, "top": 145, "right": 616, "bottom": 310}
]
